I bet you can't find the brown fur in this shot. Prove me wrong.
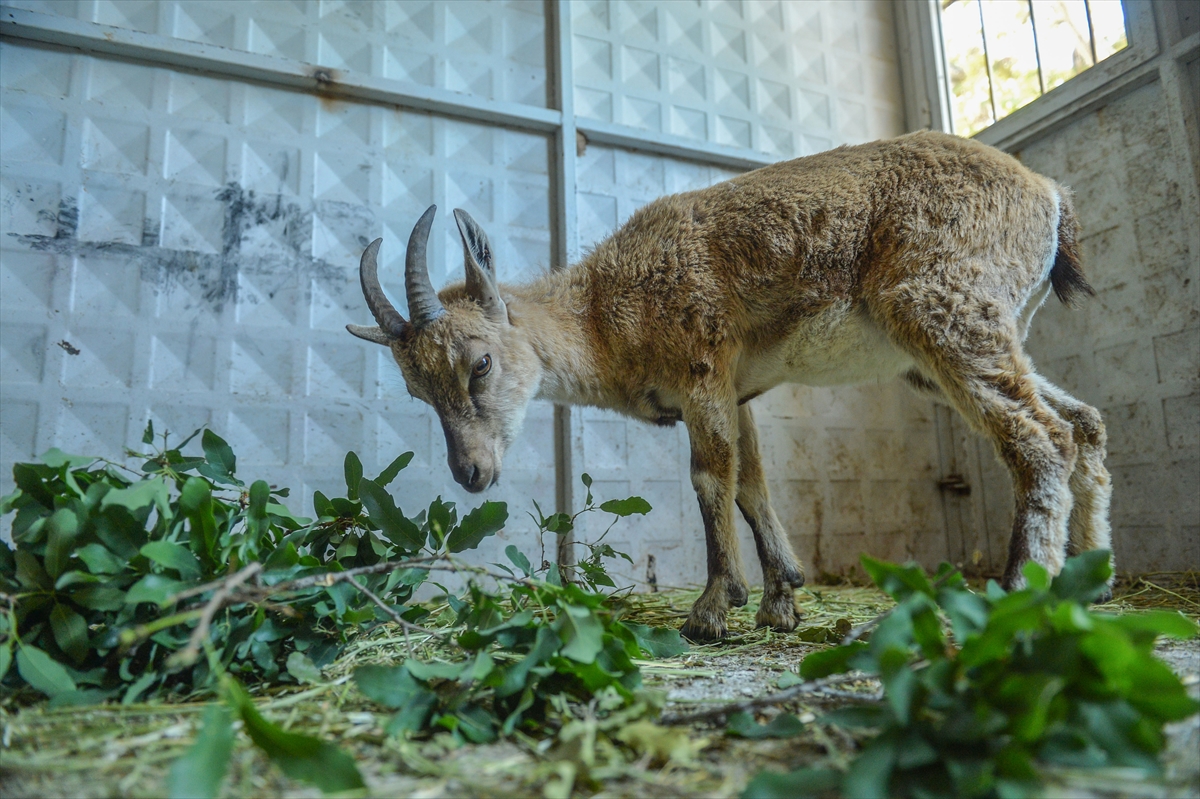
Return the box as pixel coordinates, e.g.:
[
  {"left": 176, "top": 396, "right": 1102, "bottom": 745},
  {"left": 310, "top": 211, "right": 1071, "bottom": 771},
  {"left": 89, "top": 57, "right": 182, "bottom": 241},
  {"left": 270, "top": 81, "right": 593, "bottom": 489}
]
[{"left": 350, "top": 131, "right": 1112, "bottom": 641}]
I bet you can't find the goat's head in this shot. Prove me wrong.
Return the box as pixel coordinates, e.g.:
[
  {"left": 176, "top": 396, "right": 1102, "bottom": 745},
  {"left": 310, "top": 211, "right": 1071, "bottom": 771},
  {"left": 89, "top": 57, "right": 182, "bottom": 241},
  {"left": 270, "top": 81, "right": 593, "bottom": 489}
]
[{"left": 348, "top": 205, "right": 540, "bottom": 492}]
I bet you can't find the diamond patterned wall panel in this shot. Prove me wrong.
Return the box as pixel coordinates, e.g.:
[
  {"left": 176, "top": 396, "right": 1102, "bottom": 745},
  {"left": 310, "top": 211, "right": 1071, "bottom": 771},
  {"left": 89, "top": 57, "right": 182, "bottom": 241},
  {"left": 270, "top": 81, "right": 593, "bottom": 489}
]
[
  {"left": 573, "top": 143, "right": 946, "bottom": 588},
  {"left": 572, "top": 0, "right": 905, "bottom": 156},
  {"left": 0, "top": 40, "right": 556, "bottom": 565},
  {"left": 3, "top": 0, "right": 549, "bottom": 108}
]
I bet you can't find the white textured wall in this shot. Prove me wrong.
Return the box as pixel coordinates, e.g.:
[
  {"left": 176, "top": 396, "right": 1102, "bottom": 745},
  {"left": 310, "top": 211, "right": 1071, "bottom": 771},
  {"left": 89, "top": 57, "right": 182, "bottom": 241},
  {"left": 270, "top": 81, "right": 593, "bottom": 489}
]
[
  {"left": 1, "top": 0, "right": 957, "bottom": 587},
  {"left": 0, "top": 4, "right": 556, "bottom": 571}
]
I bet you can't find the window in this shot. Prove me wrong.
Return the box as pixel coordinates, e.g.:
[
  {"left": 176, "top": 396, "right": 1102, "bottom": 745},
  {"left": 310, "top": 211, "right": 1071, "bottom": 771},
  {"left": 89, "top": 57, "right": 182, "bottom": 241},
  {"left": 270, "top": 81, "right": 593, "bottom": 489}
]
[{"left": 941, "top": 0, "right": 1129, "bottom": 136}]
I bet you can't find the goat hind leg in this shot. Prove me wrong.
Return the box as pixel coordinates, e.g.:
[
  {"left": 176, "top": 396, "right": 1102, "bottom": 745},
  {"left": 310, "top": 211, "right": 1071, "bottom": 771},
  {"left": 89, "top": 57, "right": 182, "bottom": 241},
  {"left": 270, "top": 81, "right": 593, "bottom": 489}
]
[
  {"left": 950, "top": 369, "right": 1076, "bottom": 588},
  {"left": 893, "top": 322, "right": 1077, "bottom": 587},
  {"left": 735, "top": 404, "right": 804, "bottom": 631},
  {"left": 1034, "top": 377, "right": 1114, "bottom": 596},
  {"left": 679, "top": 393, "right": 749, "bottom": 642}
]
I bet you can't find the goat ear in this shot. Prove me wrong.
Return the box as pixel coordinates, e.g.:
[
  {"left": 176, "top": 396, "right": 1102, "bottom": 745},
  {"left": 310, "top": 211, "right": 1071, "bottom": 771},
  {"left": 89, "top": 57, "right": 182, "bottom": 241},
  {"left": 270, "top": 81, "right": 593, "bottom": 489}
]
[
  {"left": 453, "top": 208, "right": 506, "bottom": 323},
  {"left": 346, "top": 324, "right": 392, "bottom": 346}
]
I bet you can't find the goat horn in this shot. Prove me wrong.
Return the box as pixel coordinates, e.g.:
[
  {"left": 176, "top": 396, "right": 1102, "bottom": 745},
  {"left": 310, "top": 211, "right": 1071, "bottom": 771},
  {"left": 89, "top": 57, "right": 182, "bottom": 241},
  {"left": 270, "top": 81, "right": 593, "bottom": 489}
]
[
  {"left": 358, "top": 237, "right": 407, "bottom": 339},
  {"left": 405, "top": 204, "right": 445, "bottom": 328}
]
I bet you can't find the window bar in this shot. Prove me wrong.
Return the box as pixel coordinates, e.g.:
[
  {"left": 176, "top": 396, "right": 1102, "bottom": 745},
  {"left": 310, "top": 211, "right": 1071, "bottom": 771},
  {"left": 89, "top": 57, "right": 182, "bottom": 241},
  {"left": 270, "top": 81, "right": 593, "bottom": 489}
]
[
  {"left": 975, "top": 0, "right": 998, "bottom": 123},
  {"left": 1026, "top": 0, "right": 1046, "bottom": 95},
  {"left": 1083, "top": 0, "right": 1099, "bottom": 65}
]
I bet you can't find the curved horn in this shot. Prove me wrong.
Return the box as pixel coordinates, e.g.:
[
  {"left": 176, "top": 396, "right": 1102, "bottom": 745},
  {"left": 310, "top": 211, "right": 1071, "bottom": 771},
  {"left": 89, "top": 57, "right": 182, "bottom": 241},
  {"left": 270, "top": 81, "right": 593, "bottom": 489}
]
[
  {"left": 405, "top": 204, "right": 446, "bottom": 327},
  {"left": 358, "top": 237, "right": 407, "bottom": 339}
]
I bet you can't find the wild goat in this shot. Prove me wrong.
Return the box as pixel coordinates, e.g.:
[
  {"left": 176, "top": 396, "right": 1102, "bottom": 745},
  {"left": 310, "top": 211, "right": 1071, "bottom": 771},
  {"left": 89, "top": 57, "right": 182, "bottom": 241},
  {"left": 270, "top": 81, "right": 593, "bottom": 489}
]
[{"left": 348, "top": 131, "right": 1112, "bottom": 641}]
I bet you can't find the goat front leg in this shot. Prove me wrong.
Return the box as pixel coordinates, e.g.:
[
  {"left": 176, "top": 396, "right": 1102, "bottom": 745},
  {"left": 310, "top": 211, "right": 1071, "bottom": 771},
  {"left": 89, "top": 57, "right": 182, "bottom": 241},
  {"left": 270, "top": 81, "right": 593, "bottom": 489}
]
[
  {"left": 735, "top": 404, "right": 805, "bottom": 631},
  {"left": 679, "top": 391, "right": 748, "bottom": 642}
]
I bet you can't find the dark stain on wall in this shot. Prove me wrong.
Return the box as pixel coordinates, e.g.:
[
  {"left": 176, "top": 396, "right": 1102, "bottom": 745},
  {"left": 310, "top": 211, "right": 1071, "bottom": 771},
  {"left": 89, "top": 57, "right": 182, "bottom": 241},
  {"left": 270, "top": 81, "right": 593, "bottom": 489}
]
[{"left": 7, "top": 183, "right": 373, "bottom": 316}]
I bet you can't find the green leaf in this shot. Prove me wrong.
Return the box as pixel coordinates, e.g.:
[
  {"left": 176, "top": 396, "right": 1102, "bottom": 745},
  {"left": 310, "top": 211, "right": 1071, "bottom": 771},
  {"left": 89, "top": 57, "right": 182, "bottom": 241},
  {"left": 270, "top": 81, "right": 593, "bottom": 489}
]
[
  {"left": 910, "top": 601, "right": 944, "bottom": 658},
  {"left": 558, "top": 603, "right": 604, "bottom": 663},
  {"left": 286, "top": 652, "right": 322, "bottom": 685},
  {"left": 800, "top": 641, "right": 869, "bottom": 679},
  {"left": 15, "top": 550, "right": 52, "bottom": 589},
  {"left": 102, "top": 478, "right": 170, "bottom": 515},
  {"left": 375, "top": 452, "right": 414, "bottom": 487},
  {"left": 0, "top": 644, "right": 11, "bottom": 682},
  {"left": 71, "top": 585, "right": 126, "bottom": 611},
  {"left": 599, "top": 496, "right": 652, "bottom": 517},
  {"left": 230, "top": 681, "right": 365, "bottom": 793},
  {"left": 126, "top": 574, "right": 189, "bottom": 606},
  {"left": 1023, "top": 560, "right": 1051, "bottom": 591},
  {"left": 201, "top": 429, "right": 236, "bottom": 476},
  {"left": 141, "top": 541, "right": 202, "bottom": 581},
  {"left": 1104, "top": 610, "right": 1198, "bottom": 640},
  {"left": 355, "top": 664, "right": 423, "bottom": 708},
  {"left": 123, "top": 671, "right": 159, "bottom": 705},
  {"left": 246, "top": 480, "right": 271, "bottom": 541},
  {"left": 426, "top": 497, "right": 456, "bottom": 547},
  {"left": 862, "top": 555, "right": 934, "bottom": 601},
  {"left": 879, "top": 647, "right": 916, "bottom": 725},
  {"left": 505, "top": 545, "right": 532, "bottom": 576},
  {"left": 312, "top": 490, "right": 335, "bottom": 519},
  {"left": 43, "top": 508, "right": 80, "bottom": 579},
  {"left": 1051, "top": 549, "right": 1113, "bottom": 603},
  {"left": 447, "top": 501, "right": 508, "bottom": 553},
  {"left": 741, "top": 767, "right": 841, "bottom": 799},
  {"left": 358, "top": 479, "right": 423, "bottom": 551},
  {"left": 776, "top": 670, "right": 803, "bottom": 689},
  {"left": 727, "top": 711, "right": 807, "bottom": 739},
  {"left": 385, "top": 691, "right": 437, "bottom": 736},
  {"left": 41, "top": 448, "right": 96, "bottom": 469},
  {"left": 842, "top": 731, "right": 898, "bottom": 799},
  {"left": 50, "top": 604, "right": 89, "bottom": 665},
  {"left": 167, "top": 704, "right": 234, "bottom": 799},
  {"left": 623, "top": 622, "right": 689, "bottom": 658},
  {"left": 938, "top": 585, "right": 990, "bottom": 641},
  {"left": 180, "top": 477, "right": 217, "bottom": 560},
  {"left": 75, "top": 543, "right": 127, "bottom": 575},
  {"left": 343, "top": 451, "right": 363, "bottom": 500},
  {"left": 47, "top": 688, "right": 116, "bottom": 708},
  {"left": 142, "top": 419, "right": 156, "bottom": 445},
  {"left": 16, "top": 645, "right": 77, "bottom": 697}
]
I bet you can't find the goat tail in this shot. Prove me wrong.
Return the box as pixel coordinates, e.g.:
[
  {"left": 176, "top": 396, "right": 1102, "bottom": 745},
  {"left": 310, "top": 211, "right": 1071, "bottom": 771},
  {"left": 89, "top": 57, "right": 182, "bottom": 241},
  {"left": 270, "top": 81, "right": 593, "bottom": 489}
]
[{"left": 1050, "top": 187, "right": 1095, "bottom": 306}]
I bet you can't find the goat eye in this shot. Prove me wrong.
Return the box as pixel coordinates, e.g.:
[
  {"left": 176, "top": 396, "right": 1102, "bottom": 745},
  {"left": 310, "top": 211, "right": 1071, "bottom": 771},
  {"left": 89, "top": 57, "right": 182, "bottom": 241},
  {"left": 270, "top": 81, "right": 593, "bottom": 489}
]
[{"left": 472, "top": 354, "right": 492, "bottom": 377}]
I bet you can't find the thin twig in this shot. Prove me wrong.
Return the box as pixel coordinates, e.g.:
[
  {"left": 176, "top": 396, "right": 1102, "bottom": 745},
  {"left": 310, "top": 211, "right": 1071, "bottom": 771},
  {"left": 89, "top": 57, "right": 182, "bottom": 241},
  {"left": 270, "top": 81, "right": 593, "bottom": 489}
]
[
  {"left": 659, "top": 673, "right": 868, "bottom": 725},
  {"left": 345, "top": 575, "right": 442, "bottom": 659},
  {"left": 168, "top": 563, "right": 261, "bottom": 668}
]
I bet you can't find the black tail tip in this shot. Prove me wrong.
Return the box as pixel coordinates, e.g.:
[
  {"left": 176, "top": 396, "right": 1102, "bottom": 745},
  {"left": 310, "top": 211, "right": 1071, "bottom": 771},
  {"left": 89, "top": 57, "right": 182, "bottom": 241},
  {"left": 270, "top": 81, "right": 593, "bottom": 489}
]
[{"left": 1050, "top": 251, "right": 1095, "bottom": 306}]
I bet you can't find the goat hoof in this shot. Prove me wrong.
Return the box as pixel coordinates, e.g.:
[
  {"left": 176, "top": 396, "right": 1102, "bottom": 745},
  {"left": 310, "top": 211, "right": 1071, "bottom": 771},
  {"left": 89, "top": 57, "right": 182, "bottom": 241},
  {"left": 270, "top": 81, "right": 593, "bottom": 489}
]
[
  {"left": 755, "top": 592, "right": 799, "bottom": 632},
  {"left": 1094, "top": 586, "right": 1113, "bottom": 604},
  {"left": 727, "top": 581, "right": 750, "bottom": 608},
  {"left": 680, "top": 613, "right": 728, "bottom": 643}
]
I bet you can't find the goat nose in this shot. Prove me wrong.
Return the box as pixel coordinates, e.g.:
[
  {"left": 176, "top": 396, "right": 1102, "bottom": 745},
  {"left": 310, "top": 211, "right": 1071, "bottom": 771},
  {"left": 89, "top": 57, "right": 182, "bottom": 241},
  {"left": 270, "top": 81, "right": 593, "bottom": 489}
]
[{"left": 469, "top": 465, "right": 481, "bottom": 487}]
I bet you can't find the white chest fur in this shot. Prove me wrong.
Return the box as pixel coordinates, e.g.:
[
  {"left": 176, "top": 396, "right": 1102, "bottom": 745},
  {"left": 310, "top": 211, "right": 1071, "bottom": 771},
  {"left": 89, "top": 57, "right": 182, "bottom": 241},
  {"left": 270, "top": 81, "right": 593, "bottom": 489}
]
[{"left": 737, "top": 302, "right": 915, "bottom": 393}]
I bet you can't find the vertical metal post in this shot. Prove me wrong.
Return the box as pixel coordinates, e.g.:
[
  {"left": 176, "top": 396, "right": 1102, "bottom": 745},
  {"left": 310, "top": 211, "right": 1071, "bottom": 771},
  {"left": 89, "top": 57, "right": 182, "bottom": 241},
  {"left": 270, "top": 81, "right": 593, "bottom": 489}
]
[
  {"left": 976, "top": 0, "right": 999, "bottom": 123},
  {"left": 1083, "top": 0, "right": 1099, "bottom": 65},
  {"left": 547, "top": 0, "right": 579, "bottom": 574},
  {"left": 1027, "top": 0, "right": 1046, "bottom": 95}
]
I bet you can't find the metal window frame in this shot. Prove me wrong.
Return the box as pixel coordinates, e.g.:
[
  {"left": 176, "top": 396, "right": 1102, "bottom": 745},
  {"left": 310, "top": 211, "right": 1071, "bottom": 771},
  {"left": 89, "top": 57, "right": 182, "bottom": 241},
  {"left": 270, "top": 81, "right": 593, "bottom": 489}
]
[
  {"left": 0, "top": 1, "right": 779, "bottom": 553},
  {"left": 898, "top": 0, "right": 1166, "bottom": 151}
]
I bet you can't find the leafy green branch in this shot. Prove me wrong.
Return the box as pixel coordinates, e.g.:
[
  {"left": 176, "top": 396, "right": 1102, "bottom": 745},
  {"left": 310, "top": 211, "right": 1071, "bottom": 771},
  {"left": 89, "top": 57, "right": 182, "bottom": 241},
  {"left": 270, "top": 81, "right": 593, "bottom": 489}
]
[
  {"left": 1, "top": 423, "right": 688, "bottom": 797},
  {"left": 743, "top": 552, "right": 1200, "bottom": 799}
]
